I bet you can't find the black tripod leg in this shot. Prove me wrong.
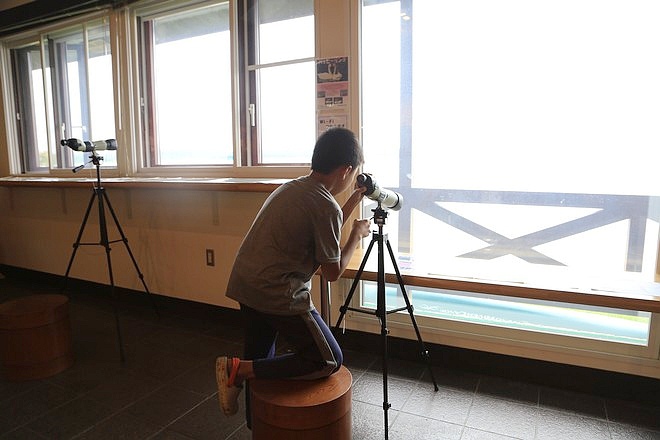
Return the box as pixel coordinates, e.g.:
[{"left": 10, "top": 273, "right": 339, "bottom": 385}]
[
  {"left": 376, "top": 231, "right": 391, "bottom": 440},
  {"left": 102, "top": 231, "right": 126, "bottom": 363},
  {"left": 62, "top": 190, "right": 98, "bottom": 292},
  {"left": 385, "top": 239, "right": 439, "bottom": 392},
  {"left": 101, "top": 191, "right": 159, "bottom": 318},
  {"left": 333, "top": 235, "right": 376, "bottom": 330},
  {"left": 97, "top": 187, "right": 126, "bottom": 363}
]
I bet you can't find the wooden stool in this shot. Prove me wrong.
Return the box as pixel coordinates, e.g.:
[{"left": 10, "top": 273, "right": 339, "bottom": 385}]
[
  {"left": 0, "top": 294, "right": 74, "bottom": 381},
  {"left": 250, "top": 365, "right": 352, "bottom": 440}
]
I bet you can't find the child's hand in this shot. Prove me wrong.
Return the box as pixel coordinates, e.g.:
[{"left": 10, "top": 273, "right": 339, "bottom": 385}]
[
  {"left": 349, "top": 185, "right": 367, "bottom": 203},
  {"left": 342, "top": 186, "right": 367, "bottom": 223},
  {"left": 351, "top": 218, "right": 371, "bottom": 239}
]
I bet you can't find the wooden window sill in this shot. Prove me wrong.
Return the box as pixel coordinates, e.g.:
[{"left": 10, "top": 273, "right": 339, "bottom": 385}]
[{"left": 0, "top": 176, "right": 287, "bottom": 192}]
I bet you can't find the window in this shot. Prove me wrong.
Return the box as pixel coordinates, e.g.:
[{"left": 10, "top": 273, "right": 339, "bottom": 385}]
[
  {"left": 9, "top": 19, "right": 116, "bottom": 172},
  {"left": 135, "top": 0, "right": 315, "bottom": 169},
  {"left": 360, "top": 0, "right": 659, "bottom": 343},
  {"left": 138, "top": 2, "right": 233, "bottom": 167},
  {"left": 242, "top": 0, "right": 315, "bottom": 165},
  {"left": 3, "top": 0, "right": 317, "bottom": 174}
]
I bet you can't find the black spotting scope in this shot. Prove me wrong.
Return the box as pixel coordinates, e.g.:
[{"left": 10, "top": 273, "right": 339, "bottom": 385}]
[{"left": 61, "top": 138, "right": 118, "bottom": 152}]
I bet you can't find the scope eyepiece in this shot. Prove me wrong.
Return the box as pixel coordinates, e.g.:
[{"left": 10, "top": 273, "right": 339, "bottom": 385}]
[{"left": 60, "top": 138, "right": 87, "bottom": 151}]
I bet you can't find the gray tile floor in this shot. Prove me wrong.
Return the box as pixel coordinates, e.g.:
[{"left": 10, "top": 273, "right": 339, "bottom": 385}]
[{"left": 0, "top": 272, "right": 658, "bottom": 439}]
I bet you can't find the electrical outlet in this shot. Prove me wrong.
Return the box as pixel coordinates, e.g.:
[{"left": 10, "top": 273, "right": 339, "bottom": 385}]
[{"left": 206, "top": 249, "right": 215, "bottom": 266}]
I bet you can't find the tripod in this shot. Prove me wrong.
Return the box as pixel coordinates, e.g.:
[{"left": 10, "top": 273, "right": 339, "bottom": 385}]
[
  {"left": 62, "top": 151, "right": 157, "bottom": 362},
  {"left": 334, "top": 203, "right": 439, "bottom": 440}
]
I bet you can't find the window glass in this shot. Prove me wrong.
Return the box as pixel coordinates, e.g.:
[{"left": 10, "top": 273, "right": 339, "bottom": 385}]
[
  {"left": 10, "top": 44, "right": 50, "bottom": 171},
  {"left": 256, "top": 62, "right": 315, "bottom": 164},
  {"left": 10, "top": 20, "right": 116, "bottom": 173},
  {"left": 140, "top": 2, "right": 232, "bottom": 166},
  {"left": 256, "top": 0, "right": 314, "bottom": 65},
  {"left": 245, "top": 0, "right": 315, "bottom": 165},
  {"left": 363, "top": 282, "right": 652, "bottom": 345},
  {"left": 360, "top": 0, "right": 660, "bottom": 342},
  {"left": 48, "top": 20, "right": 117, "bottom": 169},
  {"left": 87, "top": 24, "right": 115, "bottom": 148}
]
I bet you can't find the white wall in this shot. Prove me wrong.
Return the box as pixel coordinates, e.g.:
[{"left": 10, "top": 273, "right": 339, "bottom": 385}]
[{"left": 0, "top": 185, "right": 268, "bottom": 308}]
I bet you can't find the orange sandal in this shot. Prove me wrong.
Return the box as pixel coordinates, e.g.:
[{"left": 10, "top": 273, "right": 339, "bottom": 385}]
[
  {"left": 227, "top": 356, "right": 240, "bottom": 387},
  {"left": 216, "top": 356, "right": 243, "bottom": 416}
]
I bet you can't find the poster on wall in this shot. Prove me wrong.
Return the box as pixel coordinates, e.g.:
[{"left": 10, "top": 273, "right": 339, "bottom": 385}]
[
  {"left": 316, "top": 56, "right": 349, "bottom": 136},
  {"left": 317, "top": 115, "right": 348, "bottom": 133},
  {"left": 316, "top": 57, "right": 349, "bottom": 110}
]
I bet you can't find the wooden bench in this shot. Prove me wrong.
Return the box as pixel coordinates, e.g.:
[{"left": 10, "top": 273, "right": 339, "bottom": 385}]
[
  {"left": 0, "top": 294, "right": 74, "bottom": 381},
  {"left": 249, "top": 365, "right": 352, "bottom": 440}
]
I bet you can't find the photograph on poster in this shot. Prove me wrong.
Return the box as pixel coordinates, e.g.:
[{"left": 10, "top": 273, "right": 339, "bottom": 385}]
[{"left": 317, "top": 57, "right": 349, "bottom": 109}]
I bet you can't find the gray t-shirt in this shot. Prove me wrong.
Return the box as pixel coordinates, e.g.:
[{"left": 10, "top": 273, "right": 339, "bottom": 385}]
[{"left": 226, "top": 175, "right": 342, "bottom": 315}]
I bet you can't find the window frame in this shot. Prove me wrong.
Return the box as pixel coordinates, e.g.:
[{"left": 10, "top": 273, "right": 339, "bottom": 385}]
[
  {"left": 1, "top": 12, "right": 120, "bottom": 177},
  {"left": 0, "top": 0, "right": 314, "bottom": 179},
  {"left": 128, "top": 0, "right": 315, "bottom": 178},
  {"left": 135, "top": 0, "right": 236, "bottom": 169},
  {"left": 352, "top": 0, "right": 660, "bottom": 361},
  {"left": 239, "top": 0, "right": 316, "bottom": 167}
]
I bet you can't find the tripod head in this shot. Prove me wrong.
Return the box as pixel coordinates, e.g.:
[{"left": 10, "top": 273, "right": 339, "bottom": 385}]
[
  {"left": 372, "top": 202, "right": 389, "bottom": 227},
  {"left": 71, "top": 151, "right": 106, "bottom": 190},
  {"left": 72, "top": 150, "right": 104, "bottom": 173},
  {"left": 89, "top": 150, "right": 104, "bottom": 165}
]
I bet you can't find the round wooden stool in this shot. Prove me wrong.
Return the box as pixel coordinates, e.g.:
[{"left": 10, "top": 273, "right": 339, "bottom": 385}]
[
  {"left": 250, "top": 365, "right": 352, "bottom": 440},
  {"left": 0, "top": 294, "right": 74, "bottom": 381}
]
